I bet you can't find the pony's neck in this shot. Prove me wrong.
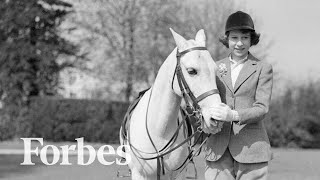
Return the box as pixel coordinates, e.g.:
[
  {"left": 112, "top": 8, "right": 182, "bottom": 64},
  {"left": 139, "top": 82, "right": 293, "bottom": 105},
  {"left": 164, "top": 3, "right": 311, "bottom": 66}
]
[{"left": 147, "top": 48, "right": 181, "bottom": 138}]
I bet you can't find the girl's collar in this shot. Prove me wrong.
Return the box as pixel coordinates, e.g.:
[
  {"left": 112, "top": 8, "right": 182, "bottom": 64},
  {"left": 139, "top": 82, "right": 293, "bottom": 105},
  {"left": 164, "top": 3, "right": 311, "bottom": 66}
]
[{"left": 229, "top": 52, "right": 249, "bottom": 63}]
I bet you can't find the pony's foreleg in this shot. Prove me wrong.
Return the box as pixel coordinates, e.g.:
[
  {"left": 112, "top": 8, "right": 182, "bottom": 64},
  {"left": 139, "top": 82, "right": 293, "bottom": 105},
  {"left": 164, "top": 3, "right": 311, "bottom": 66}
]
[
  {"left": 130, "top": 168, "right": 158, "bottom": 180},
  {"left": 167, "top": 169, "right": 186, "bottom": 180},
  {"left": 131, "top": 169, "right": 145, "bottom": 180}
]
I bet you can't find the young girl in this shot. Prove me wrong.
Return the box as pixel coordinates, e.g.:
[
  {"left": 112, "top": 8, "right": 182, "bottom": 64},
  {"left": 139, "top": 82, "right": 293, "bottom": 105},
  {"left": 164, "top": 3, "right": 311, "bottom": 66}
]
[{"left": 204, "top": 11, "right": 273, "bottom": 180}]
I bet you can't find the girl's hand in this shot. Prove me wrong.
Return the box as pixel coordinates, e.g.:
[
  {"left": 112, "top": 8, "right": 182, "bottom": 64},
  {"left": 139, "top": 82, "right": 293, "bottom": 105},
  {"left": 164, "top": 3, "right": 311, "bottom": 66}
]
[
  {"left": 201, "top": 108, "right": 224, "bottom": 134},
  {"left": 211, "top": 103, "right": 238, "bottom": 122}
]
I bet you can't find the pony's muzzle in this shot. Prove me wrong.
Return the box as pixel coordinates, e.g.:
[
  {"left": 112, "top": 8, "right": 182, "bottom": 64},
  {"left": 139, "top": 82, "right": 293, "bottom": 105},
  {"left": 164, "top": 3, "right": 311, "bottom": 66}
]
[{"left": 210, "top": 118, "right": 218, "bottom": 126}]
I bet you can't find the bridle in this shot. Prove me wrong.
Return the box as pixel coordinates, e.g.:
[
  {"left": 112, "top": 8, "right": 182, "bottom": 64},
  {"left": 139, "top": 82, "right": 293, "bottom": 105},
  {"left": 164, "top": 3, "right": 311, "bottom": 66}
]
[
  {"left": 126, "top": 46, "right": 220, "bottom": 180},
  {"left": 173, "top": 47, "right": 220, "bottom": 120}
]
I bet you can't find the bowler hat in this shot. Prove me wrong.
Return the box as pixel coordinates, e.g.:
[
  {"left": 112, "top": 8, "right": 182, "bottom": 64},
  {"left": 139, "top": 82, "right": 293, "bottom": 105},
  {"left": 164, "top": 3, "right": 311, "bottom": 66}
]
[{"left": 225, "top": 11, "right": 255, "bottom": 33}]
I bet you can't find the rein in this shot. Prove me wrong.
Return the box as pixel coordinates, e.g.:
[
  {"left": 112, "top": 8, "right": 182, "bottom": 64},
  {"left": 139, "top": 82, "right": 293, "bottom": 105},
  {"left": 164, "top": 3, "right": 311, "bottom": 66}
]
[{"left": 126, "top": 46, "right": 219, "bottom": 180}]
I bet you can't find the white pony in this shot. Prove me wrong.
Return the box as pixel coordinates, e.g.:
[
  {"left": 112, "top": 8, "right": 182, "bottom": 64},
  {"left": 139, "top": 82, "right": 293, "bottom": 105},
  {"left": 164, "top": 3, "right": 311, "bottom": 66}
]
[{"left": 120, "top": 29, "right": 222, "bottom": 180}]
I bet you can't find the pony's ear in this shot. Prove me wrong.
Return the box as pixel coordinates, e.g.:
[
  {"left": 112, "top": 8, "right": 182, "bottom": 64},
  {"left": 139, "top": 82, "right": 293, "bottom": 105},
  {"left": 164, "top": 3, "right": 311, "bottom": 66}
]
[
  {"left": 195, "top": 29, "right": 206, "bottom": 47},
  {"left": 170, "top": 28, "right": 187, "bottom": 50}
]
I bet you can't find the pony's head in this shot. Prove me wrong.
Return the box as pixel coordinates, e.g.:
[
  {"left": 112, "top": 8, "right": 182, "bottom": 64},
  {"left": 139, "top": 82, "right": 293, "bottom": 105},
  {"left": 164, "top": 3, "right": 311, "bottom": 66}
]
[{"left": 170, "top": 28, "right": 223, "bottom": 134}]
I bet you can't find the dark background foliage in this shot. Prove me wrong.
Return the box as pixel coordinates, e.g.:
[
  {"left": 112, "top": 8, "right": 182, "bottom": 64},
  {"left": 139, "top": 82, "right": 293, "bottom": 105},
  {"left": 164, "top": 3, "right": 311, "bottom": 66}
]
[
  {"left": 0, "top": 0, "right": 81, "bottom": 107},
  {"left": 16, "top": 97, "right": 129, "bottom": 143},
  {"left": 0, "top": 0, "right": 85, "bottom": 138},
  {"left": 265, "top": 82, "right": 320, "bottom": 148}
]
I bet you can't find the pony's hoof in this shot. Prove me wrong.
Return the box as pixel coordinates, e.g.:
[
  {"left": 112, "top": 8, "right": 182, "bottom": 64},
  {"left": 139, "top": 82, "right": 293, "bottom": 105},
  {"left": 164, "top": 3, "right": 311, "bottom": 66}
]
[{"left": 117, "top": 169, "right": 131, "bottom": 178}]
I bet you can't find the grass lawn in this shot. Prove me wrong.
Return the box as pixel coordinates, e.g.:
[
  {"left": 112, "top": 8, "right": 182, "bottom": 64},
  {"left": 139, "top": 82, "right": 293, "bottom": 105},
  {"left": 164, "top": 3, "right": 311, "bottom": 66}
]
[{"left": 1, "top": 141, "right": 320, "bottom": 180}]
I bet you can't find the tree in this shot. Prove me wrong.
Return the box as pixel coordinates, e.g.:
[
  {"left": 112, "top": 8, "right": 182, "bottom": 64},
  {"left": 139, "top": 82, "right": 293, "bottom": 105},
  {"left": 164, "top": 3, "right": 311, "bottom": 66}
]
[
  {"left": 66, "top": 0, "right": 252, "bottom": 101},
  {"left": 0, "top": 0, "right": 84, "bottom": 139},
  {"left": 0, "top": 0, "right": 81, "bottom": 107},
  {"left": 70, "top": 0, "right": 185, "bottom": 101}
]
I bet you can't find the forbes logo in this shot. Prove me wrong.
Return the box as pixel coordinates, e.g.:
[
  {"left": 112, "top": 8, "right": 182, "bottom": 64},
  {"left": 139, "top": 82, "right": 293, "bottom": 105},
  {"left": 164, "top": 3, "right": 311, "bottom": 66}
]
[{"left": 20, "top": 137, "right": 131, "bottom": 166}]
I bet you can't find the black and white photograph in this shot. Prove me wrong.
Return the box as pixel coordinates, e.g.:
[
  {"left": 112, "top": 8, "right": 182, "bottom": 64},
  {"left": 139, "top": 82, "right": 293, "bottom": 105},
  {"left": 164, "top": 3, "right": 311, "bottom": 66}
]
[{"left": 0, "top": 0, "right": 320, "bottom": 179}]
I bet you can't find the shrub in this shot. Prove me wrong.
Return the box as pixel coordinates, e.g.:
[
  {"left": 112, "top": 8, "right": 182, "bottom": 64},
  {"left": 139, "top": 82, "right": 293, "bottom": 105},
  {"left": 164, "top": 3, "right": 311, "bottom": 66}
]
[
  {"left": 266, "top": 82, "right": 320, "bottom": 148},
  {"left": 16, "top": 97, "right": 129, "bottom": 143}
]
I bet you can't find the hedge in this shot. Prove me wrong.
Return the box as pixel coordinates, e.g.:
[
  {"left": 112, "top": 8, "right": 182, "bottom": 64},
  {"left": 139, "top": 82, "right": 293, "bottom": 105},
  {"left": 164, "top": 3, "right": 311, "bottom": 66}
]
[{"left": 16, "top": 97, "right": 129, "bottom": 143}]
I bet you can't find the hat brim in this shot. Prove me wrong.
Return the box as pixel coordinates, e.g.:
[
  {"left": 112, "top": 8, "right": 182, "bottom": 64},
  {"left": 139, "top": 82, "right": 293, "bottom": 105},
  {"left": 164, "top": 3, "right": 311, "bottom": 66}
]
[{"left": 226, "top": 26, "right": 255, "bottom": 33}]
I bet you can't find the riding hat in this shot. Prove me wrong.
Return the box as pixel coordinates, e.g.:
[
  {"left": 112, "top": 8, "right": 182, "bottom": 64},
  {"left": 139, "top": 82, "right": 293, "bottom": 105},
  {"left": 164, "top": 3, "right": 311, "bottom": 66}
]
[{"left": 225, "top": 11, "right": 255, "bottom": 33}]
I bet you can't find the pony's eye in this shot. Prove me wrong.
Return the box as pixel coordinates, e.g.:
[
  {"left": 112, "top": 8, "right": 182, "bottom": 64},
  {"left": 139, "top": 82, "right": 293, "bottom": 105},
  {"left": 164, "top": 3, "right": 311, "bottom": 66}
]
[{"left": 187, "top": 68, "right": 198, "bottom": 75}]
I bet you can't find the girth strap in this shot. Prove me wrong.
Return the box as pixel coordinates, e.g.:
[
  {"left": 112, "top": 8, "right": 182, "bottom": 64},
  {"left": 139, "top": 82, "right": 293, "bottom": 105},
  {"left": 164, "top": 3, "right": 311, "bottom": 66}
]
[{"left": 157, "top": 156, "right": 165, "bottom": 180}]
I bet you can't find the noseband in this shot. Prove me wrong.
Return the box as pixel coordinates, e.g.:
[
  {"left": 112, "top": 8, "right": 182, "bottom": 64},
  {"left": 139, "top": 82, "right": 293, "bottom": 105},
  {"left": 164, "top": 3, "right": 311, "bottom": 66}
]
[{"left": 173, "top": 47, "right": 219, "bottom": 119}]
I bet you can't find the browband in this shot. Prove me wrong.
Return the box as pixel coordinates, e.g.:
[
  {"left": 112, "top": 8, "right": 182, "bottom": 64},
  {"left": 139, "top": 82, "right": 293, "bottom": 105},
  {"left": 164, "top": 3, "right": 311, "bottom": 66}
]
[{"left": 177, "top": 47, "right": 207, "bottom": 57}]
